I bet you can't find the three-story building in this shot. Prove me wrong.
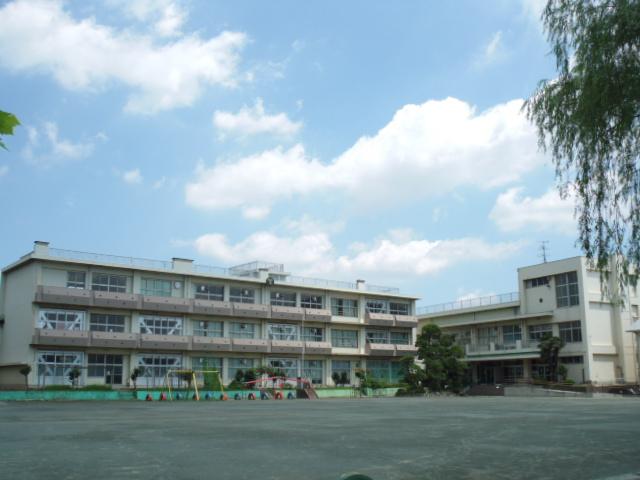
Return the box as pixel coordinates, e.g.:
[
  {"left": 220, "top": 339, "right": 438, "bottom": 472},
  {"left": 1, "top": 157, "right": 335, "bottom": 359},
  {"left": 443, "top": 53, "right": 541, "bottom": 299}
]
[{"left": 0, "top": 242, "right": 419, "bottom": 388}]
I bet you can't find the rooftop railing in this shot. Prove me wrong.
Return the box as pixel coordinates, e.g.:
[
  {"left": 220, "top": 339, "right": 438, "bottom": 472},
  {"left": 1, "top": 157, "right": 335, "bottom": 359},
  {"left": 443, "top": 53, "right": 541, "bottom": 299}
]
[
  {"left": 417, "top": 291, "right": 520, "bottom": 315},
  {"left": 43, "top": 247, "right": 401, "bottom": 295},
  {"left": 49, "top": 248, "right": 173, "bottom": 271}
]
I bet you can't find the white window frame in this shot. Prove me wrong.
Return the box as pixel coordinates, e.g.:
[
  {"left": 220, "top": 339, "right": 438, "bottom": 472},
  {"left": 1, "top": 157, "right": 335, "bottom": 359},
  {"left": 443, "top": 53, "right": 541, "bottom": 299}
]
[
  {"left": 267, "top": 323, "right": 299, "bottom": 341},
  {"left": 37, "top": 351, "right": 84, "bottom": 386},
  {"left": 139, "top": 316, "right": 183, "bottom": 335},
  {"left": 38, "top": 310, "right": 85, "bottom": 330}
]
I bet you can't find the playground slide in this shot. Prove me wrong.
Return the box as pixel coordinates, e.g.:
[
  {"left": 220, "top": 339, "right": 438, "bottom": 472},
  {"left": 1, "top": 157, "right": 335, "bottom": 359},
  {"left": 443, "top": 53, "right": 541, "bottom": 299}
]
[{"left": 304, "top": 387, "right": 318, "bottom": 400}]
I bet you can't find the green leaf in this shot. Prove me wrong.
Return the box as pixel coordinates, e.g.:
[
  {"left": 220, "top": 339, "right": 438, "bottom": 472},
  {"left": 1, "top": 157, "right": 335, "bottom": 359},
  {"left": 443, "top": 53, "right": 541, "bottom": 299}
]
[{"left": 0, "top": 110, "right": 20, "bottom": 136}]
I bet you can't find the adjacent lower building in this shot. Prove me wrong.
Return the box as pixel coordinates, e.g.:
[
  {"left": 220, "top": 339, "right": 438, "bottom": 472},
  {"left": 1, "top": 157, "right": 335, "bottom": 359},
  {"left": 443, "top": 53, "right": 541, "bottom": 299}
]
[
  {"left": 0, "top": 241, "right": 419, "bottom": 388},
  {"left": 418, "top": 256, "right": 639, "bottom": 385}
]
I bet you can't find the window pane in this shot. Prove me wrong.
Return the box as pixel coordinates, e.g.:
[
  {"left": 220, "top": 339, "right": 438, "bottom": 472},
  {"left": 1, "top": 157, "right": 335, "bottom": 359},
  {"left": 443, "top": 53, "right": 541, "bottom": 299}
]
[
  {"left": 270, "top": 291, "right": 297, "bottom": 307},
  {"left": 193, "top": 320, "right": 223, "bottom": 337},
  {"left": 331, "top": 298, "right": 358, "bottom": 317},
  {"left": 229, "top": 322, "right": 257, "bottom": 339},
  {"left": 331, "top": 329, "right": 358, "bottom": 348},
  {"left": 194, "top": 283, "right": 224, "bottom": 301},
  {"left": 301, "top": 294, "right": 323, "bottom": 309},
  {"left": 230, "top": 287, "right": 255, "bottom": 304},
  {"left": 67, "top": 271, "right": 86, "bottom": 289},
  {"left": 139, "top": 316, "right": 182, "bottom": 335}
]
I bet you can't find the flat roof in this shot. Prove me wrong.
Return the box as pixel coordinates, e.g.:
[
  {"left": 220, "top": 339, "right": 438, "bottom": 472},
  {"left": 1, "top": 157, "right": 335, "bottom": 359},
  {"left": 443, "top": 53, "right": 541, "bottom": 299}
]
[{"left": 2, "top": 244, "right": 420, "bottom": 300}]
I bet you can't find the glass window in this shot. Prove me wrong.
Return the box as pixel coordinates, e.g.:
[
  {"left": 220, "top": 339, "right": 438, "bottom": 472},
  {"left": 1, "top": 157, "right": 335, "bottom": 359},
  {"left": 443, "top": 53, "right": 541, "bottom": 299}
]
[
  {"left": 556, "top": 271, "right": 579, "bottom": 307},
  {"left": 136, "top": 354, "right": 182, "bottom": 387},
  {"left": 390, "top": 330, "right": 411, "bottom": 345},
  {"left": 366, "top": 299, "right": 388, "bottom": 313},
  {"left": 302, "top": 327, "right": 324, "bottom": 342},
  {"left": 528, "top": 324, "right": 553, "bottom": 342},
  {"left": 331, "top": 298, "right": 358, "bottom": 317},
  {"left": 559, "top": 321, "right": 582, "bottom": 343},
  {"left": 332, "top": 360, "right": 351, "bottom": 384},
  {"left": 268, "top": 358, "right": 298, "bottom": 379},
  {"left": 66, "top": 271, "right": 86, "bottom": 289},
  {"left": 477, "top": 327, "right": 498, "bottom": 345},
  {"left": 267, "top": 323, "right": 299, "bottom": 340},
  {"left": 192, "top": 357, "right": 222, "bottom": 371},
  {"left": 389, "top": 302, "right": 409, "bottom": 315},
  {"left": 531, "top": 361, "right": 552, "bottom": 381},
  {"left": 36, "top": 351, "right": 84, "bottom": 386},
  {"left": 229, "top": 322, "right": 257, "bottom": 339},
  {"left": 560, "top": 355, "right": 584, "bottom": 364},
  {"left": 193, "top": 320, "right": 223, "bottom": 337},
  {"left": 89, "top": 313, "right": 125, "bottom": 332},
  {"left": 454, "top": 330, "right": 471, "bottom": 346},
  {"left": 270, "top": 291, "right": 297, "bottom": 307},
  {"left": 141, "top": 278, "right": 172, "bottom": 297},
  {"left": 301, "top": 294, "right": 323, "bottom": 309},
  {"left": 502, "top": 325, "right": 522, "bottom": 344},
  {"left": 304, "top": 360, "right": 323, "bottom": 384},
  {"left": 91, "top": 273, "right": 127, "bottom": 293},
  {"left": 502, "top": 362, "right": 524, "bottom": 382},
  {"left": 525, "top": 276, "right": 549, "bottom": 288},
  {"left": 194, "top": 283, "right": 224, "bottom": 301},
  {"left": 87, "top": 354, "right": 123, "bottom": 384},
  {"left": 139, "top": 316, "right": 182, "bottom": 335},
  {"left": 366, "top": 329, "right": 390, "bottom": 344},
  {"left": 331, "top": 329, "right": 358, "bottom": 348},
  {"left": 367, "top": 360, "right": 403, "bottom": 383},
  {"left": 38, "top": 310, "right": 85, "bottom": 330},
  {"left": 227, "top": 358, "right": 255, "bottom": 381},
  {"left": 230, "top": 287, "right": 255, "bottom": 304}
]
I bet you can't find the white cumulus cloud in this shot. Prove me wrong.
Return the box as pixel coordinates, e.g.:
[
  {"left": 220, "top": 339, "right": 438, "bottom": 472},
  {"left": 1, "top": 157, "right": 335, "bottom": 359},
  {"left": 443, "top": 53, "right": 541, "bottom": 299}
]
[
  {"left": 0, "top": 165, "right": 8, "bottom": 177},
  {"left": 185, "top": 144, "right": 330, "bottom": 219},
  {"left": 489, "top": 187, "right": 576, "bottom": 234},
  {"left": 213, "top": 98, "right": 302, "bottom": 139},
  {"left": 123, "top": 168, "right": 143, "bottom": 184},
  {"left": 193, "top": 228, "right": 525, "bottom": 279},
  {"left": 187, "top": 97, "right": 544, "bottom": 218},
  {"left": 109, "top": 0, "right": 187, "bottom": 37},
  {"left": 22, "top": 122, "right": 95, "bottom": 167},
  {"left": 0, "top": 0, "right": 247, "bottom": 114}
]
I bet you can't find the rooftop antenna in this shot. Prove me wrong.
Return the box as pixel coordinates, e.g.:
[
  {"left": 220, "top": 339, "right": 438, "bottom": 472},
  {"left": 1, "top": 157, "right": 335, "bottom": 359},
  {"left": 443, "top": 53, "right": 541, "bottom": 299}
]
[{"left": 538, "top": 240, "right": 549, "bottom": 263}]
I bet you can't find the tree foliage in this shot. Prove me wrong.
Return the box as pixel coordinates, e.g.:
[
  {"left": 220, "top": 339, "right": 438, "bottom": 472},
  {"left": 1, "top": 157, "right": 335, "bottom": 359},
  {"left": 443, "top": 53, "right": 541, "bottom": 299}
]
[
  {"left": 399, "top": 356, "right": 426, "bottom": 393},
  {"left": 0, "top": 110, "right": 20, "bottom": 151},
  {"left": 416, "top": 324, "right": 468, "bottom": 393},
  {"left": 538, "top": 333, "right": 565, "bottom": 382},
  {"left": 525, "top": 0, "right": 640, "bottom": 291}
]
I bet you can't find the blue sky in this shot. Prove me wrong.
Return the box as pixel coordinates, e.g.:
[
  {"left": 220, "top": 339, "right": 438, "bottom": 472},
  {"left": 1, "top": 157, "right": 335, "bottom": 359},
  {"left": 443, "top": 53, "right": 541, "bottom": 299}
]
[{"left": 0, "top": 0, "right": 581, "bottom": 307}]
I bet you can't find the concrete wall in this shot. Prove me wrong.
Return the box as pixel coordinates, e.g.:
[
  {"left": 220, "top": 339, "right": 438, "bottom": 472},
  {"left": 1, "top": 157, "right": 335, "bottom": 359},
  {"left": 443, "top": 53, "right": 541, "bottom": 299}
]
[{"left": 0, "top": 262, "right": 38, "bottom": 373}]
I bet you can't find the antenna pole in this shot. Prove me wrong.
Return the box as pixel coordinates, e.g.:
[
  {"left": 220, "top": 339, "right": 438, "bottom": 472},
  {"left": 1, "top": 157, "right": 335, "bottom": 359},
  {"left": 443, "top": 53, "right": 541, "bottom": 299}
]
[{"left": 539, "top": 241, "right": 549, "bottom": 263}]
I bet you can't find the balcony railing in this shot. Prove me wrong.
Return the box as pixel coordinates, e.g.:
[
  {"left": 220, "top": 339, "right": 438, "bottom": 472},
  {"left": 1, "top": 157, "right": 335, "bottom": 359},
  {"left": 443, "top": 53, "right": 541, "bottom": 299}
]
[
  {"left": 418, "top": 292, "right": 520, "bottom": 315},
  {"left": 465, "top": 340, "right": 539, "bottom": 357}
]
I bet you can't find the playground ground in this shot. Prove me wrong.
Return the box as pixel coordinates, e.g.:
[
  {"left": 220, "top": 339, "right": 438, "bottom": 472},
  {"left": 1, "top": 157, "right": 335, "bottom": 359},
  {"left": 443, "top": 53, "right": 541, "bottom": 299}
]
[{"left": 1, "top": 396, "right": 639, "bottom": 480}]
